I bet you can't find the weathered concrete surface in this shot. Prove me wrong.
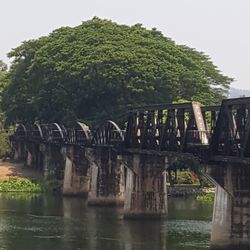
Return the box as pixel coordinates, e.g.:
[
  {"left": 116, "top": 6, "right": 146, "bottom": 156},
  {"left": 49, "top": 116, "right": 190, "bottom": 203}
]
[
  {"left": 13, "top": 141, "right": 26, "bottom": 161},
  {"left": 208, "top": 164, "right": 250, "bottom": 249},
  {"left": 62, "top": 146, "right": 90, "bottom": 196},
  {"left": 123, "top": 154, "right": 167, "bottom": 219},
  {"left": 211, "top": 185, "right": 233, "bottom": 248},
  {"left": 39, "top": 144, "right": 65, "bottom": 180},
  {"left": 26, "top": 150, "right": 32, "bottom": 167},
  {"left": 24, "top": 143, "right": 41, "bottom": 169},
  {"left": 86, "top": 148, "right": 125, "bottom": 206}
]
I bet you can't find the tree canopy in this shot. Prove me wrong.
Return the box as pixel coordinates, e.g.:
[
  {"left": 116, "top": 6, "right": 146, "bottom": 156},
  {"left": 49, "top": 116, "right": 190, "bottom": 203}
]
[
  {"left": 0, "top": 60, "right": 7, "bottom": 90},
  {"left": 0, "top": 60, "right": 8, "bottom": 124},
  {"left": 2, "top": 17, "right": 232, "bottom": 125}
]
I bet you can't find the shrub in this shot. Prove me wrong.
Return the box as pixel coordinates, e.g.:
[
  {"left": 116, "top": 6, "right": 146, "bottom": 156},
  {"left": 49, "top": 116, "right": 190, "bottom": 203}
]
[
  {"left": 0, "top": 177, "right": 42, "bottom": 192},
  {"left": 0, "top": 129, "right": 12, "bottom": 158},
  {"left": 196, "top": 192, "right": 215, "bottom": 203},
  {"left": 176, "top": 171, "right": 194, "bottom": 184}
]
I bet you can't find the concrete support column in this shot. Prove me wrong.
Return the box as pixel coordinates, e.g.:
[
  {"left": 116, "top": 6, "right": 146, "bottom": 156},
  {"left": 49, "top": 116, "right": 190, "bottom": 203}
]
[
  {"left": 25, "top": 143, "right": 44, "bottom": 169},
  {"left": 40, "top": 144, "right": 65, "bottom": 180},
  {"left": 43, "top": 150, "right": 51, "bottom": 180},
  {"left": 209, "top": 164, "right": 250, "bottom": 249},
  {"left": 123, "top": 154, "right": 167, "bottom": 219},
  {"left": 62, "top": 145, "right": 90, "bottom": 196},
  {"left": 26, "top": 150, "right": 32, "bottom": 167},
  {"left": 14, "top": 142, "right": 26, "bottom": 161},
  {"left": 13, "top": 144, "right": 19, "bottom": 161},
  {"left": 87, "top": 148, "right": 125, "bottom": 206},
  {"left": 211, "top": 185, "right": 233, "bottom": 248}
]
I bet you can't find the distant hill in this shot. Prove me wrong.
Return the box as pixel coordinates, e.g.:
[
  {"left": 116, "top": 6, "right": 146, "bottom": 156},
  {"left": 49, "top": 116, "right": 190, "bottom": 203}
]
[{"left": 229, "top": 87, "right": 250, "bottom": 98}]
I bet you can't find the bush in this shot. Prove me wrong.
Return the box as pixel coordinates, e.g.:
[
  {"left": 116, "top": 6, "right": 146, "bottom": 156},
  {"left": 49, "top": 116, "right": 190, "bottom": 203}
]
[
  {"left": 196, "top": 192, "right": 215, "bottom": 203},
  {"left": 176, "top": 171, "right": 195, "bottom": 184},
  {"left": 0, "top": 130, "right": 12, "bottom": 158},
  {"left": 0, "top": 177, "right": 42, "bottom": 192}
]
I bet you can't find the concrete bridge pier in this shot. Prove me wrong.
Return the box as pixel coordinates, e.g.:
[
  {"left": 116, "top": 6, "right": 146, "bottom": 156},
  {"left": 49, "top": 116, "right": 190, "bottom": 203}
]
[
  {"left": 13, "top": 141, "right": 26, "bottom": 161},
  {"left": 86, "top": 148, "right": 125, "bottom": 206},
  {"left": 122, "top": 154, "right": 168, "bottom": 219},
  {"left": 207, "top": 163, "right": 250, "bottom": 249},
  {"left": 40, "top": 144, "right": 65, "bottom": 180},
  {"left": 25, "top": 142, "right": 43, "bottom": 168},
  {"left": 62, "top": 145, "right": 90, "bottom": 196}
]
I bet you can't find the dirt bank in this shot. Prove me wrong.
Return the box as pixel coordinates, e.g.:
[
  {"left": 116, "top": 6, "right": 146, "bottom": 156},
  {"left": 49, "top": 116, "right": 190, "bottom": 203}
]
[{"left": 0, "top": 160, "right": 43, "bottom": 181}]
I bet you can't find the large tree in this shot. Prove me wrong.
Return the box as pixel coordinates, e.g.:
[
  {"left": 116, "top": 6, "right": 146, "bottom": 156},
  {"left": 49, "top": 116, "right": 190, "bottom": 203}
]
[
  {"left": 0, "top": 60, "right": 7, "bottom": 90},
  {"left": 2, "top": 17, "right": 232, "bottom": 125},
  {"left": 0, "top": 60, "right": 8, "bottom": 122}
]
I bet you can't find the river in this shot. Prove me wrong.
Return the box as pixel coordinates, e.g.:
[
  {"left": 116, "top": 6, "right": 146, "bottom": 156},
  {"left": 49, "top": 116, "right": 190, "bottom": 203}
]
[{"left": 0, "top": 194, "right": 213, "bottom": 250}]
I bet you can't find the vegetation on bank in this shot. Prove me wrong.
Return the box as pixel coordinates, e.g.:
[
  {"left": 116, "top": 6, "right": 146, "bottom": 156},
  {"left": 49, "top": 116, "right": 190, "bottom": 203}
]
[
  {"left": 0, "top": 177, "right": 60, "bottom": 193},
  {"left": 196, "top": 192, "right": 215, "bottom": 203},
  {"left": 0, "top": 177, "right": 42, "bottom": 192},
  {"left": 0, "top": 129, "right": 12, "bottom": 158},
  {"left": 176, "top": 170, "right": 199, "bottom": 185},
  {"left": 167, "top": 156, "right": 213, "bottom": 187}
]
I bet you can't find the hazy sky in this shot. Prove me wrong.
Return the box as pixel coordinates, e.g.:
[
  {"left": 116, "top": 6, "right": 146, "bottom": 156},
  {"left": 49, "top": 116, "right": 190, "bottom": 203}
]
[{"left": 1, "top": 0, "right": 250, "bottom": 89}]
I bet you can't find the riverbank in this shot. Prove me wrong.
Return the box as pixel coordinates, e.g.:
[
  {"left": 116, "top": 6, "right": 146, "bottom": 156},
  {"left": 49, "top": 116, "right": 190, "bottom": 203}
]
[
  {"left": 0, "top": 160, "right": 43, "bottom": 181},
  {"left": 0, "top": 160, "right": 215, "bottom": 197},
  {"left": 0, "top": 160, "right": 59, "bottom": 192},
  {"left": 168, "top": 184, "right": 215, "bottom": 197}
]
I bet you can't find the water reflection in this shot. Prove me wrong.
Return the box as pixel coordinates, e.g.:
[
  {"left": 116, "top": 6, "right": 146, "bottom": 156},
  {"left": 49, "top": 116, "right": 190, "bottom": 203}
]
[{"left": 0, "top": 194, "right": 213, "bottom": 250}]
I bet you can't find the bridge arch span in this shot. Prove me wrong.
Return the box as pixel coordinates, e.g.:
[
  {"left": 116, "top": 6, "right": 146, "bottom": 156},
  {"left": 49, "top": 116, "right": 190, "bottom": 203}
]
[
  {"left": 92, "top": 120, "right": 124, "bottom": 146},
  {"left": 45, "top": 123, "right": 67, "bottom": 143},
  {"left": 31, "top": 123, "right": 47, "bottom": 141},
  {"left": 67, "top": 122, "right": 91, "bottom": 145},
  {"left": 15, "top": 123, "right": 28, "bottom": 139}
]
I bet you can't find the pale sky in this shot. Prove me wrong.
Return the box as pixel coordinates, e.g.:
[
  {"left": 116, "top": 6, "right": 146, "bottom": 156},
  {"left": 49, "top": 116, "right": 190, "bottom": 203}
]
[{"left": 1, "top": 0, "right": 250, "bottom": 89}]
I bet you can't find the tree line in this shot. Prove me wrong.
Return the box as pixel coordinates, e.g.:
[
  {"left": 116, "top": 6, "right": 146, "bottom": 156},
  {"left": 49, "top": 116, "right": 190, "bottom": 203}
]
[{"left": 0, "top": 17, "right": 233, "bottom": 127}]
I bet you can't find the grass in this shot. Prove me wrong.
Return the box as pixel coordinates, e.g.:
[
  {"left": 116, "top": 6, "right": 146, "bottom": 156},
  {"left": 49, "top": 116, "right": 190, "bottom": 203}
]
[
  {"left": 0, "top": 177, "right": 60, "bottom": 193},
  {"left": 0, "top": 177, "right": 42, "bottom": 192},
  {"left": 196, "top": 192, "right": 215, "bottom": 203}
]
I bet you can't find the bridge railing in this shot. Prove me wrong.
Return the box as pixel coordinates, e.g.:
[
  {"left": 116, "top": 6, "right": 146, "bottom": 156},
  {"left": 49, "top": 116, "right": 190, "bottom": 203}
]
[
  {"left": 186, "top": 130, "right": 211, "bottom": 145},
  {"left": 45, "top": 123, "right": 67, "bottom": 143},
  {"left": 92, "top": 120, "right": 124, "bottom": 147},
  {"left": 210, "top": 97, "right": 250, "bottom": 158}
]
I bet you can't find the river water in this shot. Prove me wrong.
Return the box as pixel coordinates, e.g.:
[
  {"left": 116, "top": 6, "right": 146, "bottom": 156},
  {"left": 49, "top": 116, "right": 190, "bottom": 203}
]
[{"left": 0, "top": 194, "right": 213, "bottom": 250}]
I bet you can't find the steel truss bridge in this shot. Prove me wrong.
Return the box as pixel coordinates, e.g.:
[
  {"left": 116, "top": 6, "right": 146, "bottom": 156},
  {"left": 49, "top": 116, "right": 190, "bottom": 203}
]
[{"left": 10, "top": 97, "right": 250, "bottom": 163}]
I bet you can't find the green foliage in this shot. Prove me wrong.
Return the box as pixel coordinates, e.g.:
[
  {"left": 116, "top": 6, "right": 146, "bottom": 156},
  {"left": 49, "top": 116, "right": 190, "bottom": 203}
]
[
  {"left": 199, "top": 176, "right": 214, "bottom": 188},
  {"left": 0, "top": 60, "right": 8, "bottom": 98},
  {"left": 0, "top": 60, "right": 7, "bottom": 84},
  {"left": 168, "top": 156, "right": 202, "bottom": 174},
  {"left": 2, "top": 18, "right": 233, "bottom": 125},
  {"left": 0, "top": 130, "right": 12, "bottom": 158},
  {"left": 196, "top": 192, "right": 215, "bottom": 203},
  {"left": 176, "top": 170, "right": 198, "bottom": 185},
  {"left": 167, "top": 156, "right": 203, "bottom": 186},
  {"left": 0, "top": 177, "right": 42, "bottom": 192},
  {"left": 0, "top": 177, "right": 60, "bottom": 193}
]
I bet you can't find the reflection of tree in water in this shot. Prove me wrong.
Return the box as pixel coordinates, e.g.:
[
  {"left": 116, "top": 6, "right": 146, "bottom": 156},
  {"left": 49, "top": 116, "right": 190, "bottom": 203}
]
[
  {"left": 0, "top": 192, "right": 41, "bottom": 201},
  {"left": 168, "top": 196, "right": 213, "bottom": 221}
]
